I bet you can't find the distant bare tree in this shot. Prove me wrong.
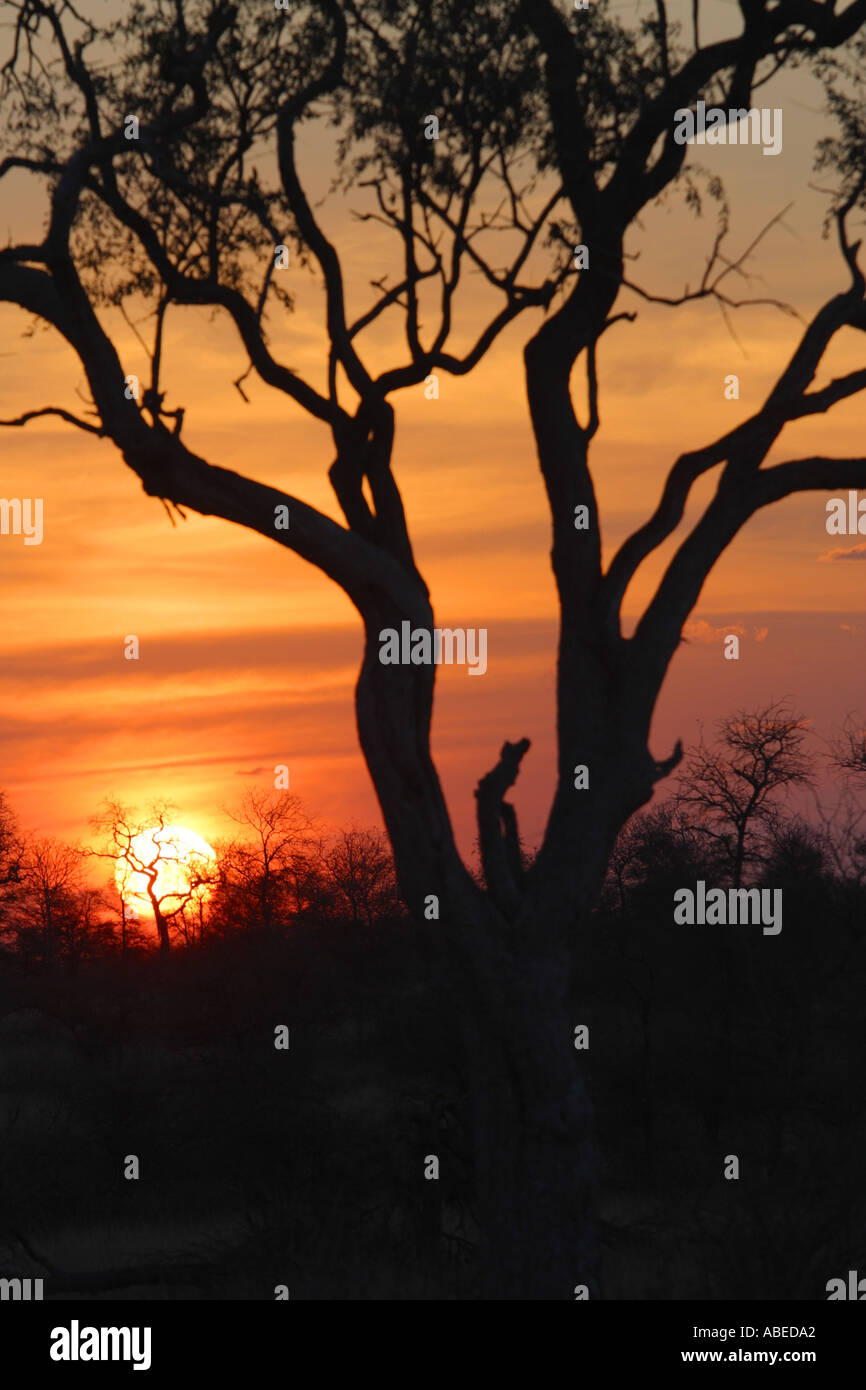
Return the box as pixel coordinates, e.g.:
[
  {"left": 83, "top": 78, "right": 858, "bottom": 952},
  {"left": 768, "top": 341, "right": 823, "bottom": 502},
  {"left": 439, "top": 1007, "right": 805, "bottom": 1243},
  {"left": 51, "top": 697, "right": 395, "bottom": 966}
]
[
  {"left": 317, "top": 825, "right": 402, "bottom": 928},
  {"left": 676, "top": 703, "right": 813, "bottom": 887},
  {"left": 805, "top": 714, "right": 866, "bottom": 884},
  {"left": 6, "top": 836, "right": 114, "bottom": 967},
  {"left": 17, "top": 837, "right": 82, "bottom": 961},
  {"left": 604, "top": 801, "right": 706, "bottom": 918},
  {"left": 0, "top": 787, "right": 22, "bottom": 862},
  {"left": 226, "top": 789, "right": 313, "bottom": 929},
  {"left": 89, "top": 801, "right": 215, "bottom": 953},
  {"left": 831, "top": 714, "right": 866, "bottom": 776}
]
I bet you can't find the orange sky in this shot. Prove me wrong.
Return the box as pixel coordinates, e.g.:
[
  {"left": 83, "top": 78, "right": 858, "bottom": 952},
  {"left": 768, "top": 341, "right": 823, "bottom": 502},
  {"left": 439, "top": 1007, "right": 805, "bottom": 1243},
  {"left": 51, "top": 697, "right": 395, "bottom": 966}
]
[{"left": 2, "top": 3, "right": 865, "bottom": 861}]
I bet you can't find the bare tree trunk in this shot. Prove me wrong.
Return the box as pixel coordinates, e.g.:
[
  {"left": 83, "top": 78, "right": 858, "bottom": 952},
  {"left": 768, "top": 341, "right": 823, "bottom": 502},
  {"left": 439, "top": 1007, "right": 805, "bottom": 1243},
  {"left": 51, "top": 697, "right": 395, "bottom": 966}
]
[
  {"left": 149, "top": 895, "right": 170, "bottom": 954},
  {"left": 353, "top": 601, "right": 635, "bottom": 1298},
  {"left": 733, "top": 822, "right": 747, "bottom": 889},
  {"left": 461, "top": 948, "right": 599, "bottom": 1300}
]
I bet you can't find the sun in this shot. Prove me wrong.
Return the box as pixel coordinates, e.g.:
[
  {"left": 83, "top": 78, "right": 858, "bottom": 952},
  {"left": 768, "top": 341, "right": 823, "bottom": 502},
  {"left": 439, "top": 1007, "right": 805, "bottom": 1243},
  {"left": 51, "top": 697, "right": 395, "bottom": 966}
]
[{"left": 115, "top": 823, "right": 217, "bottom": 915}]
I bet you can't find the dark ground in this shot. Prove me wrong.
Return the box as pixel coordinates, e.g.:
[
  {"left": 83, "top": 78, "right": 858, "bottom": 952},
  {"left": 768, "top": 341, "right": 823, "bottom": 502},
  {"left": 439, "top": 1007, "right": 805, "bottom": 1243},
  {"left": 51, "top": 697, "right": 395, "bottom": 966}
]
[{"left": 1, "top": 836, "right": 863, "bottom": 1301}]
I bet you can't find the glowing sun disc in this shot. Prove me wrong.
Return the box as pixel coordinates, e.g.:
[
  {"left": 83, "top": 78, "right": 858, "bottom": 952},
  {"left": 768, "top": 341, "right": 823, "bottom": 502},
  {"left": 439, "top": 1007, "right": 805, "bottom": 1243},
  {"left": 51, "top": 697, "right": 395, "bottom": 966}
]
[{"left": 115, "top": 823, "right": 216, "bottom": 916}]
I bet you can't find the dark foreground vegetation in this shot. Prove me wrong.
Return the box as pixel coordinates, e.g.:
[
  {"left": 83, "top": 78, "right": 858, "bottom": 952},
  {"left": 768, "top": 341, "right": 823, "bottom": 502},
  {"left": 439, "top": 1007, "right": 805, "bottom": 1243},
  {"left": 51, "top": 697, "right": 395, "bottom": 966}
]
[{"left": 1, "top": 706, "right": 864, "bottom": 1299}]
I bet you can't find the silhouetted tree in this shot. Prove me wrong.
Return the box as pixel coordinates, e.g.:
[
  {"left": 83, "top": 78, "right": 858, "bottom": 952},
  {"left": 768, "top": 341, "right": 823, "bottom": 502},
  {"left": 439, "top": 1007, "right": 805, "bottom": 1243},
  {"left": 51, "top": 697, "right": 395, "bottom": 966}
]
[
  {"left": 317, "top": 825, "right": 402, "bottom": 928},
  {"left": 6, "top": 836, "right": 114, "bottom": 968},
  {"left": 226, "top": 789, "right": 313, "bottom": 929},
  {"left": 0, "top": 791, "right": 23, "bottom": 939},
  {"left": 15, "top": 837, "right": 82, "bottom": 963},
  {"left": 676, "top": 702, "right": 813, "bottom": 887},
  {"left": 603, "top": 801, "right": 709, "bottom": 919},
  {"left": 832, "top": 713, "right": 866, "bottom": 776},
  {"left": 814, "top": 714, "right": 866, "bottom": 882},
  {"left": 89, "top": 801, "right": 215, "bottom": 953},
  {"left": 4, "top": 0, "right": 866, "bottom": 1295}
]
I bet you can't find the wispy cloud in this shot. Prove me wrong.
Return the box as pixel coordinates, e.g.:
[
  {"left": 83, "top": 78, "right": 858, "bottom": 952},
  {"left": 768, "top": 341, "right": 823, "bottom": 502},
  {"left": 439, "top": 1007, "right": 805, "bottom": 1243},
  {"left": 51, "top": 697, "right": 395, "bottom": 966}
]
[
  {"left": 818, "top": 542, "right": 866, "bottom": 562},
  {"left": 682, "top": 620, "right": 769, "bottom": 645}
]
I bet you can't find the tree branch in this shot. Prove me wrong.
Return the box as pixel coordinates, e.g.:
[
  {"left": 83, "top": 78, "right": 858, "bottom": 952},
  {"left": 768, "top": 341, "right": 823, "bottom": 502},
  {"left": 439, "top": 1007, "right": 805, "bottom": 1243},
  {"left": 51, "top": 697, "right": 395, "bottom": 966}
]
[
  {"left": 0, "top": 405, "right": 104, "bottom": 434},
  {"left": 475, "top": 737, "right": 531, "bottom": 919},
  {"left": 606, "top": 211, "right": 866, "bottom": 625}
]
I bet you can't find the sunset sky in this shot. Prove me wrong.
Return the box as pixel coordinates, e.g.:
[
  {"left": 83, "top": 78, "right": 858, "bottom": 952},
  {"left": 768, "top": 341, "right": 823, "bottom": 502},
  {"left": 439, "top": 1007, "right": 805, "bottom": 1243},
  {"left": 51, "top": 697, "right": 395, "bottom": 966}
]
[{"left": 2, "top": 1, "right": 866, "bottom": 865}]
